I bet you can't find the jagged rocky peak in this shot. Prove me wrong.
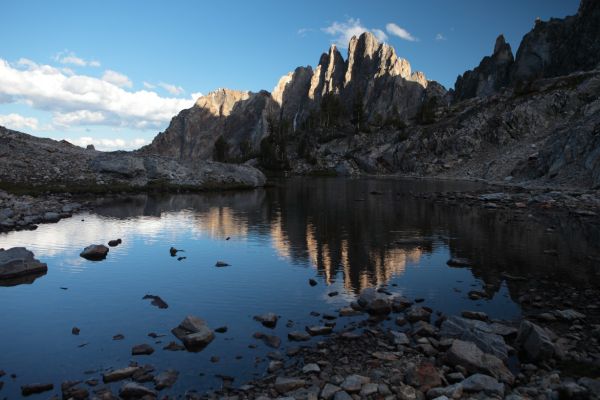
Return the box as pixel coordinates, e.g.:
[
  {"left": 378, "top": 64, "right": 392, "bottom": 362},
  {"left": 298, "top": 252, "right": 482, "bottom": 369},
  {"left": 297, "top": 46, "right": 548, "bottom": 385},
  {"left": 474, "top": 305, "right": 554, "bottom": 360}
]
[
  {"left": 344, "top": 31, "right": 419, "bottom": 87},
  {"left": 452, "top": 34, "right": 514, "bottom": 102},
  {"left": 308, "top": 44, "right": 345, "bottom": 100}
]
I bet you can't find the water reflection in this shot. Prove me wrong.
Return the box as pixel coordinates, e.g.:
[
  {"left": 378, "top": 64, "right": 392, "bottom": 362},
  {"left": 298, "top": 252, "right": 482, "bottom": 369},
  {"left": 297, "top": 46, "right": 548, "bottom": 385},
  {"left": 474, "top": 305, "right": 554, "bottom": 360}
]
[{"left": 1, "top": 177, "right": 599, "bottom": 398}]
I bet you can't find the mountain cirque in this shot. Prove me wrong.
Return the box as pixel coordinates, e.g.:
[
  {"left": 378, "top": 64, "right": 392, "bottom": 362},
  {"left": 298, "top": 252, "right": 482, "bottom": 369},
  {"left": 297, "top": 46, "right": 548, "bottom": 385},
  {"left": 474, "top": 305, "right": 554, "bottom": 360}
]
[{"left": 140, "top": 0, "right": 600, "bottom": 190}]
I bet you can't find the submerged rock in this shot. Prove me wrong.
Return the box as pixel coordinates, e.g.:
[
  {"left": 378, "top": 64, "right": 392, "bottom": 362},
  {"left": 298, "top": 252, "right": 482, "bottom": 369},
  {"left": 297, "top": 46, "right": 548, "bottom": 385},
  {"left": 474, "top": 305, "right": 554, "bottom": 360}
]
[
  {"left": 253, "top": 312, "right": 279, "bottom": 328},
  {"left": 21, "top": 383, "right": 54, "bottom": 396},
  {"left": 0, "top": 247, "right": 48, "bottom": 282},
  {"left": 102, "top": 366, "right": 141, "bottom": 383},
  {"left": 79, "top": 244, "right": 109, "bottom": 260},
  {"left": 132, "top": 343, "right": 155, "bottom": 356},
  {"left": 119, "top": 382, "right": 157, "bottom": 399},
  {"left": 154, "top": 369, "right": 179, "bottom": 390},
  {"left": 215, "top": 260, "right": 230, "bottom": 267},
  {"left": 143, "top": 294, "right": 169, "bottom": 309}
]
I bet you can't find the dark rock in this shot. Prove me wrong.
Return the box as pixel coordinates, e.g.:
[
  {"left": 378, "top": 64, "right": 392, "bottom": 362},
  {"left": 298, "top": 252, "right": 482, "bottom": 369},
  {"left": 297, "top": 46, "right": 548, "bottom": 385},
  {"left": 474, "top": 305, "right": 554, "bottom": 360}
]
[
  {"left": 253, "top": 332, "right": 281, "bottom": 348},
  {"left": 405, "top": 362, "right": 442, "bottom": 392},
  {"left": 440, "top": 316, "right": 509, "bottom": 360},
  {"left": 274, "top": 377, "right": 306, "bottom": 393},
  {"left": 21, "top": 383, "right": 54, "bottom": 396},
  {"left": 153, "top": 369, "right": 178, "bottom": 390},
  {"left": 72, "top": 327, "right": 80, "bottom": 335},
  {"left": 119, "top": 382, "right": 157, "bottom": 399},
  {"left": 102, "top": 366, "right": 141, "bottom": 383},
  {"left": 306, "top": 325, "right": 333, "bottom": 336},
  {"left": 79, "top": 244, "right": 109, "bottom": 261},
  {"left": 253, "top": 312, "right": 279, "bottom": 328},
  {"left": 445, "top": 339, "right": 514, "bottom": 384},
  {"left": 132, "top": 344, "right": 154, "bottom": 356},
  {"left": 309, "top": 278, "right": 317, "bottom": 286},
  {"left": 288, "top": 331, "right": 311, "bottom": 341},
  {"left": 142, "top": 294, "right": 168, "bottom": 309},
  {"left": 107, "top": 238, "right": 122, "bottom": 247},
  {"left": 215, "top": 260, "right": 229, "bottom": 267}
]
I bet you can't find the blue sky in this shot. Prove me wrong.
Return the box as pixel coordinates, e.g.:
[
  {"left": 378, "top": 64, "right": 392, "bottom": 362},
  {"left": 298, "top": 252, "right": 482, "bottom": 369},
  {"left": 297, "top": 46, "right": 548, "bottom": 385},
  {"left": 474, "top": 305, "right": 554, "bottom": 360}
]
[{"left": 0, "top": 0, "right": 579, "bottom": 150}]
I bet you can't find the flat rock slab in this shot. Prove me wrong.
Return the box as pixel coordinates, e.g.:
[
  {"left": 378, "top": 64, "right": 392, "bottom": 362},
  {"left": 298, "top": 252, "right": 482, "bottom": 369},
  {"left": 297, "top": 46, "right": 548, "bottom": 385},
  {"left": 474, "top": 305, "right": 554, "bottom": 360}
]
[
  {"left": 102, "top": 366, "right": 141, "bottom": 383},
  {"left": 0, "top": 247, "right": 48, "bottom": 281},
  {"left": 275, "top": 377, "right": 306, "bottom": 393},
  {"left": 21, "top": 383, "right": 54, "bottom": 396},
  {"left": 288, "top": 331, "right": 311, "bottom": 341}
]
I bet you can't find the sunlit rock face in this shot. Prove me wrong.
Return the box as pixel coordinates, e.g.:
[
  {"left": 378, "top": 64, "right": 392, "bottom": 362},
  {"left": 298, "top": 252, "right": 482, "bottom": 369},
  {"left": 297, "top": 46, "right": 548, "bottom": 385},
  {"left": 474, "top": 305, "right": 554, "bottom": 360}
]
[{"left": 142, "top": 88, "right": 278, "bottom": 161}]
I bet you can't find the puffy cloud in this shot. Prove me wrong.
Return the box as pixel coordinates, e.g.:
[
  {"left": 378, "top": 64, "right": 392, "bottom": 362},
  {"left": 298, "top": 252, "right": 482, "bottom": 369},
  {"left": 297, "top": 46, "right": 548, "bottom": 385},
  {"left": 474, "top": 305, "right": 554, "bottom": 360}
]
[
  {"left": 53, "top": 50, "right": 101, "bottom": 67},
  {"left": 0, "top": 58, "right": 196, "bottom": 131},
  {"left": 322, "top": 18, "right": 384, "bottom": 48},
  {"left": 158, "top": 82, "right": 185, "bottom": 96},
  {"left": 385, "top": 23, "right": 418, "bottom": 42},
  {"left": 102, "top": 69, "right": 133, "bottom": 88},
  {"left": 0, "top": 113, "right": 39, "bottom": 130}
]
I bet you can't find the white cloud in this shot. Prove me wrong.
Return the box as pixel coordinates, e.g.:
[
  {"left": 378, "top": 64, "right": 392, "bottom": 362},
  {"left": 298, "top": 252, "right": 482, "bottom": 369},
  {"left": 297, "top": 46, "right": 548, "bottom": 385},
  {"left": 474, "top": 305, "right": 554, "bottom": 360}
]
[
  {"left": 385, "top": 23, "right": 418, "bottom": 42},
  {"left": 0, "top": 113, "right": 39, "bottom": 130},
  {"left": 435, "top": 33, "right": 447, "bottom": 41},
  {"left": 158, "top": 82, "right": 185, "bottom": 96},
  {"left": 53, "top": 110, "right": 106, "bottom": 127},
  {"left": 322, "top": 18, "right": 385, "bottom": 48},
  {"left": 143, "top": 81, "right": 156, "bottom": 89},
  {"left": 0, "top": 58, "right": 196, "bottom": 131},
  {"left": 63, "top": 136, "right": 148, "bottom": 151},
  {"left": 102, "top": 69, "right": 133, "bottom": 88},
  {"left": 53, "top": 50, "right": 100, "bottom": 67},
  {"left": 297, "top": 28, "right": 313, "bottom": 37}
]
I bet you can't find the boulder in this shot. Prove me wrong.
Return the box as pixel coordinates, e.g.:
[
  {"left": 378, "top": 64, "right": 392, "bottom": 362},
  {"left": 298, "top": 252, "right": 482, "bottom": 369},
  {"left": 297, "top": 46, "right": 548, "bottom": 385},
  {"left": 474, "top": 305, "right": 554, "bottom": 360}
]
[
  {"left": 445, "top": 339, "right": 514, "bottom": 384},
  {"left": 171, "top": 315, "right": 215, "bottom": 351},
  {"left": 80, "top": 244, "right": 109, "bottom": 260},
  {"left": 440, "top": 316, "right": 508, "bottom": 360},
  {"left": 405, "top": 362, "right": 443, "bottom": 392},
  {"left": 357, "top": 287, "right": 392, "bottom": 314},
  {"left": 405, "top": 306, "right": 432, "bottom": 323},
  {"left": 0, "top": 247, "right": 48, "bottom": 281},
  {"left": 515, "top": 320, "right": 555, "bottom": 361}
]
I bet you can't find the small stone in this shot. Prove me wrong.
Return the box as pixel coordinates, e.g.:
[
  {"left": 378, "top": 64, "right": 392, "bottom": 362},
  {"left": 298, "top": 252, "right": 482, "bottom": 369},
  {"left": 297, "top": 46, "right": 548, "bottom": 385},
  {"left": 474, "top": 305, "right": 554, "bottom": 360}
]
[
  {"left": 341, "top": 374, "right": 370, "bottom": 393},
  {"left": 321, "top": 383, "right": 341, "bottom": 400},
  {"left": 215, "top": 260, "right": 229, "bottom": 267},
  {"left": 302, "top": 363, "right": 320, "bottom": 373},
  {"left": 461, "top": 310, "right": 488, "bottom": 321},
  {"left": 107, "top": 238, "right": 122, "bottom": 247},
  {"left": 288, "top": 331, "right": 311, "bottom": 341},
  {"left": 102, "top": 366, "right": 141, "bottom": 383},
  {"left": 306, "top": 325, "right": 333, "bottom": 336},
  {"left": 253, "top": 312, "right": 279, "bottom": 328},
  {"left": 274, "top": 377, "right": 305, "bottom": 393},
  {"left": 72, "top": 327, "right": 80, "bottom": 335},
  {"left": 309, "top": 278, "right": 318, "bottom": 286}
]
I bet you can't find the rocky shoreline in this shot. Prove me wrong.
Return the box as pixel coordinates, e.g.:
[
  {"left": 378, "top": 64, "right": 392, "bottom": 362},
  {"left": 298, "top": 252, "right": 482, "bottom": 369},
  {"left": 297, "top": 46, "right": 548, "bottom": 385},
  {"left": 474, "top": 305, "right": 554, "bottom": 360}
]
[{"left": 0, "top": 273, "right": 598, "bottom": 399}]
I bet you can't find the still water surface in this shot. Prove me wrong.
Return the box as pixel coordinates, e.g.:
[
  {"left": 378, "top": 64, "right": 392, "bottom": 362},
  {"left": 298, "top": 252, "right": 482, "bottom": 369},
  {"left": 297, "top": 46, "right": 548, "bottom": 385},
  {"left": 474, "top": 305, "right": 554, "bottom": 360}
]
[{"left": 0, "top": 177, "right": 596, "bottom": 398}]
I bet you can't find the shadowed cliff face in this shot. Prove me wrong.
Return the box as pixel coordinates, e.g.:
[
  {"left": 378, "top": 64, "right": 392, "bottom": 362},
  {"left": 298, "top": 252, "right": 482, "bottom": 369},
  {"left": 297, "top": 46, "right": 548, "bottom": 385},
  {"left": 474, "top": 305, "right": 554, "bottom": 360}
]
[{"left": 453, "top": 0, "right": 600, "bottom": 101}]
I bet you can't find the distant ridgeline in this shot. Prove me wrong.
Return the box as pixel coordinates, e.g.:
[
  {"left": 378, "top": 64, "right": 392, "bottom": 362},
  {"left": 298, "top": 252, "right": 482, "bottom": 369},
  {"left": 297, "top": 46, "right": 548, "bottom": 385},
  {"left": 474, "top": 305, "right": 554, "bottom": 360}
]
[{"left": 126, "top": 0, "right": 600, "bottom": 187}]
